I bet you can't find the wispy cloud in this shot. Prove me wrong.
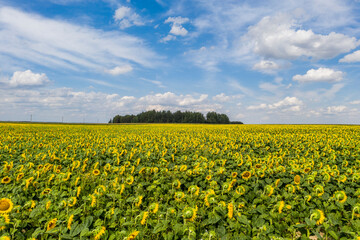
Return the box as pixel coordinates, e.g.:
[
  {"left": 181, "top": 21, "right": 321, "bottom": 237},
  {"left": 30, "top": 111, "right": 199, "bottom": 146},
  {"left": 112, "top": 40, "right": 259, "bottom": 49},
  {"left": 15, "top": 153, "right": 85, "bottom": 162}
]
[{"left": 0, "top": 6, "right": 161, "bottom": 74}]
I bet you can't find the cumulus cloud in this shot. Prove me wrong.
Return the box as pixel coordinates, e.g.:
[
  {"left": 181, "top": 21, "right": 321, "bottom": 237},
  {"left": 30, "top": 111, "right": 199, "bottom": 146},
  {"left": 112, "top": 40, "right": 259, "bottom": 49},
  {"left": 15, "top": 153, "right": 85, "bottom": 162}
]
[
  {"left": 247, "top": 96, "right": 303, "bottom": 112},
  {"left": 244, "top": 14, "right": 359, "bottom": 60},
  {"left": 8, "top": 70, "right": 49, "bottom": 87},
  {"left": 114, "top": 6, "right": 144, "bottom": 29},
  {"left": 162, "top": 16, "right": 189, "bottom": 42},
  {"left": 165, "top": 17, "right": 189, "bottom": 36},
  {"left": 325, "top": 105, "right": 347, "bottom": 114},
  {"left": 105, "top": 65, "right": 133, "bottom": 75},
  {"left": 212, "top": 93, "right": 242, "bottom": 102},
  {"left": 350, "top": 100, "right": 360, "bottom": 105},
  {"left": 292, "top": 68, "right": 344, "bottom": 83},
  {"left": 339, "top": 50, "right": 360, "bottom": 63},
  {"left": 0, "top": 6, "right": 160, "bottom": 73},
  {"left": 139, "top": 92, "right": 208, "bottom": 106}
]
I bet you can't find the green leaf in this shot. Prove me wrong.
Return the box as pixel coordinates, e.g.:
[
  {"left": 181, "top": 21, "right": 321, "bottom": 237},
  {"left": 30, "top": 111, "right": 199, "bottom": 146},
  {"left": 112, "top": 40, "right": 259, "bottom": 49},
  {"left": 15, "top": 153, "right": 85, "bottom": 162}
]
[{"left": 329, "top": 230, "right": 339, "bottom": 240}]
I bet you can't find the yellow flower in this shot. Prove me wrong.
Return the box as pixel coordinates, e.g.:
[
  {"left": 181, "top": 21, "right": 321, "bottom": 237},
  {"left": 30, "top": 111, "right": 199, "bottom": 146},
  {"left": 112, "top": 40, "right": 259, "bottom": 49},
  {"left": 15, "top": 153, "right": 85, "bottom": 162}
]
[
  {"left": 0, "top": 198, "right": 13, "bottom": 214},
  {"left": 305, "top": 195, "right": 312, "bottom": 202},
  {"left": 236, "top": 186, "right": 246, "bottom": 196},
  {"left": 183, "top": 206, "right": 198, "bottom": 222},
  {"left": 174, "top": 192, "right": 185, "bottom": 201},
  {"left": 1, "top": 177, "right": 11, "bottom": 184},
  {"left": 313, "top": 185, "right": 324, "bottom": 197},
  {"left": 141, "top": 211, "right": 149, "bottom": 225},
  {"left": 334, "top": 191, "right": 347, "bottom": 204},
  {"left": 93, "top": 169, "right": 100, "bottom": 176},
  {"left": 338, "top": 175, "right": 347, "bottom": 183},
  {"left": 294, "top": 175, "right": 301, "bottom": 185},
  {"left": 126, "top": 175, "right": 134, "bottom": 185},
  {"left": 41, "top": 188, "right": 51, "bottom": 195},
  {"left": 231, "top": 172, "right": 238, "bottom": 178},
  {"left": 16, "top": 173, "right": 24, "bottom": 181},
  {"left": 0, "top": 236, "right": 10, "bottom": 240},
  {"left": 206, "top": 175, "right": 212, "bottom": 181},
  {"left": 67, "top": 214, "right": 74, "bottom": 230},
  {"left": 128, "top": 230, "right": 140, "bottom": 240},
  {"left": 46, "top": 201, "right": 51, "bottom": 210},
  {"left": 68, "top": 197, "right": 77, "bottom": 207},
  {"left": 278, "top": 201, "right": 285, "bottom": 214},
  {"left": 46, "top": 218, "right": 57, "bottom": 231},
  {"left": 274, "top": 179, "right": 281, "bottom": 187},
  {"left": 264, "top": 185, "right": 274, "bottom": 197},
  {"left": 173, "top": 179, "right": 181, "bottom": 189},
  {"left": 150, "top": 203, "right": 159, "bottom": 214},
  {"left": 135, "top": 196, "right": 143, "bottom": 207},
  {"left": 227, "top": 203, "right": 234, "bottom": 219},
  {"left": 76, "top": 186, "right": 81, "bottom": 197},
  {"left": 90, "top": 194, "right": 96, "bottom": 207},
  {"left": 310, "top": 209, "right": 325, "bottom": 225},
  {"left": 188, "top": 185, "right": 200, "bottom": 196},
  {"left": 94, "top": 226, "right": 106, "bottom": 240},
  {"left": 241, "top": 171, "right": 251, "bottom": 180}
]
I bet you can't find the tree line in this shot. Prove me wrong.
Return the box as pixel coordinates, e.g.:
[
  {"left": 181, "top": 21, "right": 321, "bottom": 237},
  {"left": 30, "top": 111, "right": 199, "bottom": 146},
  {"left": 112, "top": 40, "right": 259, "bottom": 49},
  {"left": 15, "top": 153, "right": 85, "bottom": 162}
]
[{"left": 109, "top": 110, "right": 243, "bottom": 124}]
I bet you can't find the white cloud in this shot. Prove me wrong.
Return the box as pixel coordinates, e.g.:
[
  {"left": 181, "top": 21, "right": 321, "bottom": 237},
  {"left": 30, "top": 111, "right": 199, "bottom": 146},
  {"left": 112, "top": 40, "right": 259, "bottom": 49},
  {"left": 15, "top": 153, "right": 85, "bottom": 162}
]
[
  {"left": 248, "top": 96, "right": 303, "bottom": 112},
  {"left": 160, "top": 35, "right": 176, "bottom": 43},
  {"left": 253, "top": 60, "right": 281, "bottom": 72},
  {"left": 105, "top": 65, "right": 133, "bottom": 75},
  {"left": 350, "top": 100, "right": 360, "bottom": 105},
  {"left": 139, "top": 92, "right": 208, "bottom": 106},
  {"left": 114, "top": 6, "right": 144, "bottom": 29},
  {"left": 292, "top": 68, "right": 344, "bottom": 83},
  {"left": 164, "top": 16, "right": 189, "bottom": 40},
  {"left": 325, "top": 105, "right": 347, "bottom": 114},
  {"left": 339, "top": 50, "right": 360, "bottom": 63},
  {"left": 244, "top": 14, "right": 359, "bottom": 60},
  {"left": 8, "top": 70, "right": 49, "bottom": 87},
  {"left": 212, "top": 93, "right": 242, "bottom": 102},
  {"left": 0, "top": 6, "right": 160, "bottom": 73}
]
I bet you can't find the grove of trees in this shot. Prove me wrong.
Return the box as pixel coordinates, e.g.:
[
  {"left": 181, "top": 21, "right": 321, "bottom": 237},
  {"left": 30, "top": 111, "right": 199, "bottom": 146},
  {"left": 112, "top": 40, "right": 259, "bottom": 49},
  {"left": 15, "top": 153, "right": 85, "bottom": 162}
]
[{"left": 109, "top": 110, "right": 243, "bottom": 124}]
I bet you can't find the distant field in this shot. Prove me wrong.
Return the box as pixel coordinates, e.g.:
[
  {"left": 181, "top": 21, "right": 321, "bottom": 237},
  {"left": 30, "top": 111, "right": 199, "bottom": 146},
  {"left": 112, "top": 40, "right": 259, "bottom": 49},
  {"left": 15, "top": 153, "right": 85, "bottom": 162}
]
[{"left": 1, "top": 123, "right": 360, "bottom": 239}]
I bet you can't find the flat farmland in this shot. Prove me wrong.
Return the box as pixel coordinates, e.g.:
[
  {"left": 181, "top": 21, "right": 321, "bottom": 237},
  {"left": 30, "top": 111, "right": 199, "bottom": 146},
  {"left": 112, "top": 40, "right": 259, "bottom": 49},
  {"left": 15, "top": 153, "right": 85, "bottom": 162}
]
[{"left": 1, "top": 123, "right": 360, "bottom": 240}]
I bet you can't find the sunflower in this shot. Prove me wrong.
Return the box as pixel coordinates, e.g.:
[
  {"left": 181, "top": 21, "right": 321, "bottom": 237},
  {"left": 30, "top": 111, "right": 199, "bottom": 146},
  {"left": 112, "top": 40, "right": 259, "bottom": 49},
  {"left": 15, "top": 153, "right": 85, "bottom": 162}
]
[
  {"left": 150, "top": 203, "right": 159, "bottom": 214},
  {"left": 303, "top": 167, "right": 311, "bottom": 174},
  {"left": 0, "top": 198, "right": 13, "bottom": 214},
  {"left": 68, "top": 197, "right": 77, "bottom": 207},
  {"left": 205, "top": 175, "right": 212, "bottom": 181},
  {"left": 125, "top": 176, "right": 134, "bottom": 185},
  {"left": 333, "top": 191, "right": 347, "bottom": 204},
  {"left": 175, "top": 192, "right": 185, "bottom": 201},
  {"left": 254, "top": 164, "right": 262, "bottom": 170},
  {"left": 285, "top": 184, "right": 296, "bottom": 193},
  {"left": 264, "top": 185, "right": 274, "bottom": 197},
  {"left": 313, "top": 185, "right": 324, "bottom": 197},
  {"left": 46, "top": 201, "right": 51, "bottom": 210},
  {"left": 310, "top": 209, "right": 325, "bottom": 225},
  {"left": 278, "top": 201, "right": 285, "bottom": 214},
  {"left": 338, "top": 175, "right": 347, "bottom": 183},
  {"left": 67, "top": 214, "right": 74, "bottom": 230},
  {"left": 93, "top": 169, "right": 100, "bottom": 176},
  {"left": 94, "top": 226, "right": 106, "bottom": 240},
  {"left": 352, "top": 203, "right": 360, "bottom": 218},
  {"left": 305, "top": 195, "right": 312, "bottom": 202},
  {"left": 0, "top": 236, "right": 10, "bottom": 240},
  {"left": 241, "top": 171, "right": 251, "bottom": 180},
  {"left": 227, "top": 203, "right": 234, "bottom": 219},
  {"left": 46, "top": 218, "right": 57, "bottom": 231},
  {"left": 1, "top": 177, "right": 11, "bottom": 184},
  {"left": 323, "top": 172, "right": 331, "bottom": 182},
  {"left": 141, "top": 211, "right": 149, "bottom": 225},
  {"left": 236, "top": 185, "right": 246, "bottom": 196},
  {"left": 294, "top": 175, "right": 301, "bottom": 185},
  {"left": 188, "top": 185, "right": 200, "bottom": 196},
  {"left": 274, "top": 179, "right": 281, "bottom": 187},
  {"left": 128, "top": 230, "right": 140, "bottom": 240},
  {"left": 16, "top": 173, "right": 24, "bottom": 181},
  {"left": 135, "top": 196, "right": 143, "bottom": 207},
  {"left": 183, "top": 206, "right": 198, "bottom": 222},
  {"left": 204, "top": 190, "right": 216, "bottom": 207},
  {"left": 172, "top": 179, "right": 181, "bottom": 189},
  {"left": 231, "top": 172, "right": 238, "bottom": 178},
  {"left": 41, "top": 188, "right": 51, "bottom": 195}
]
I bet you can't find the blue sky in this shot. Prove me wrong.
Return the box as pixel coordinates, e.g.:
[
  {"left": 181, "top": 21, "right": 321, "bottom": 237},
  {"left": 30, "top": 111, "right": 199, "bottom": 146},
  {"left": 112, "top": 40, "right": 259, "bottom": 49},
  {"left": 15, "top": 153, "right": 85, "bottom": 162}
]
[{"left": 0, "top": 0, "right": 360, "bottom": 123}]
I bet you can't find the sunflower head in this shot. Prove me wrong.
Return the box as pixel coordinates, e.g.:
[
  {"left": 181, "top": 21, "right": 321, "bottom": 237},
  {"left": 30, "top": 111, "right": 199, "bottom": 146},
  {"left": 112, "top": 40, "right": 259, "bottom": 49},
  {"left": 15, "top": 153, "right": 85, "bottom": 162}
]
[
  {"left": 310, "top": 209, "right": 325, "bottom": 225},
  {"left": 41, "top": 188, "right": 51, "bottom": 195},
  {"left": 125, "top": 175, "right": 134, "bottom": 185},
  {"left": 231, "top": 172, "right": 238, "bottom": 178},
  {"left": 175, "top": 192, "right": 185, "bottom": 201},
  {"left": 93, "top": 169, "right": 100, "bottom": 176},
  {"left": 294, "top": 175, "right": 301, "bottom": 185},
  {"left": 334, "top": 190, "right": 347, "bottom": 204},
  {"left": 241, "top": 171, "right": 251, "bottom": 180},
  {"left": 264, "top": 185, "right": 274, "bottom": 197},
  {"left": 0, "top": 198, "right": 13, "bottom": 214},
  {"left": 205, "top": 175, "right": 212, "bottom": 181},
  {"left": 313, "top": 185, "right": 324, "bottom": 197},
  {"left": 254, "top": 164, "right": 262, "bottom": 170},
  {"left": 1, "top": 177, "right": 11, "bottom": 184},
  {"left": 47, "top": 218, "right": 57, "bottom": 231},
  {"left": 236, "top": 185, "right": 246, "bottom": 196}
]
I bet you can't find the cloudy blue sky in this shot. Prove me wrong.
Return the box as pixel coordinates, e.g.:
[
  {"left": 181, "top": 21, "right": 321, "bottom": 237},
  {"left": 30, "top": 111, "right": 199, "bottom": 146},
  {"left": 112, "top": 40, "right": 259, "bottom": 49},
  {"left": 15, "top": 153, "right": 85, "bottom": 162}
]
[{"left": 0, "top": 0, "right": 360, "bottom": 123}]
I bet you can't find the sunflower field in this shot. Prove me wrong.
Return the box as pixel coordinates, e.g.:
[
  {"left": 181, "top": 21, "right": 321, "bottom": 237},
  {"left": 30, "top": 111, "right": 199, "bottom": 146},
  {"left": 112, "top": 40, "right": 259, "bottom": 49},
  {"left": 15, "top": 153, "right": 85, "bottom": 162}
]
[{"left": 1, "top": 123, "right": 360, "bottom": 240}]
